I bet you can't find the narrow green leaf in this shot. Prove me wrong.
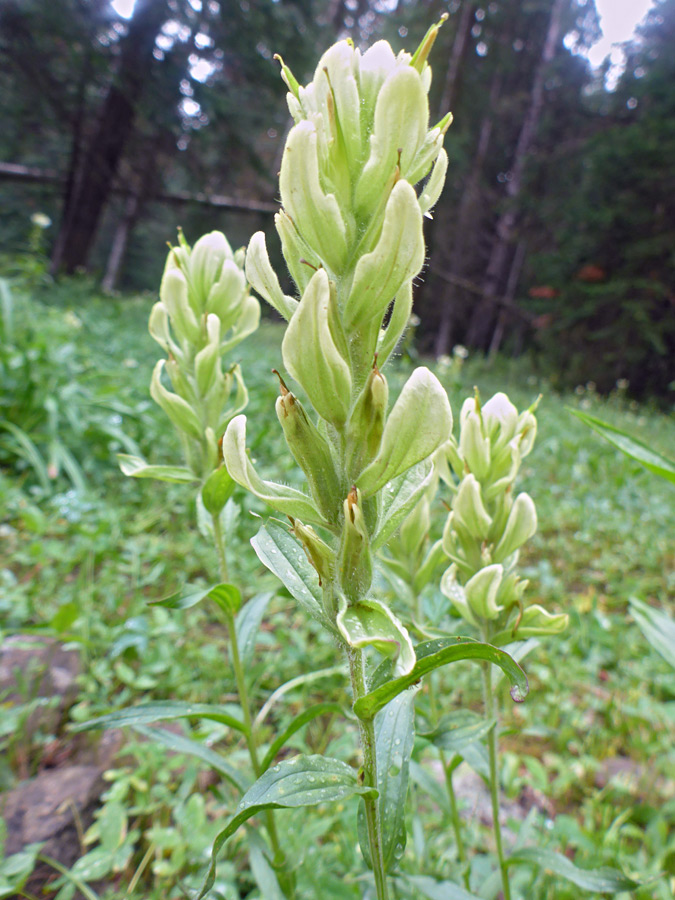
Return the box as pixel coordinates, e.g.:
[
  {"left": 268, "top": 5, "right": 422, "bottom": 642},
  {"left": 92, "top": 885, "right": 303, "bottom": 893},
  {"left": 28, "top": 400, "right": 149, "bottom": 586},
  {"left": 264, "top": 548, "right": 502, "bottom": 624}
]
[
  {"left": 117, "top": 454, "right": 198, "bottom": 483},
  {"left": 398, "top": 874, "right": 484, "bottom": 900},
  {"left": 354, "top": 637, "right": 528, "bottom": 720},
  {"left": 0, "top": 420, "right": 50, "bottom": 490},
  {"left": 197, "top": 755, "right": 376, "bottom": 898},
  {"left": 251, "top": 522, "right": 333, "bottom": 630},
  {"left": 569, "top": 409, "right": 675, "bottom": 484},
  {"left": 630, "top": 598, "right": 675, "bottom": 670},
  {"left": 260, "top": 703, "right": 343, "bottom": 773},
  {"left": 507, "top": 846, "right": 642, "bottom": 891},
  {"left": 71, "top": 700, "right": 246, "bottom": 735},
  {"left": 419, "top": 710, "right": 495, "bottom": 754},
  {"left": 236, "top": 591, "right": 274, "bottom": 665},
  {"left": 132, "top": 725, "right": 249, "bottom": 794},
  {"left": 151, "top": 582, "right": 241, "bottom": 615}
]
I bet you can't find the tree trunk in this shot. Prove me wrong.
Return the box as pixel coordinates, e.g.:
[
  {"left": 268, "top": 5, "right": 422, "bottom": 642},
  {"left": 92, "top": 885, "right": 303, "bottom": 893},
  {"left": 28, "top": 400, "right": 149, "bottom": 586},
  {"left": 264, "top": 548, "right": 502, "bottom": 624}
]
[
  {"left": 488, "top": 239, "right": 526, "bottom": 357},
  {"left": 437, "top": 0, "right": 476, "bottom": 119},
  {"left": 433, "top": 70, "right": 502, "bottom": 358},
  {"left": 465, "top": 0, "right": 567, "bottom": 349},
  {"left": 51, "top": 0, "right": 168, "bottom": 275},
  {"left": 101, "top": 190, "right": 142, "bottom": 294},
  {"left": 416, "top": 0, "right": 476, "bottom": 357}
]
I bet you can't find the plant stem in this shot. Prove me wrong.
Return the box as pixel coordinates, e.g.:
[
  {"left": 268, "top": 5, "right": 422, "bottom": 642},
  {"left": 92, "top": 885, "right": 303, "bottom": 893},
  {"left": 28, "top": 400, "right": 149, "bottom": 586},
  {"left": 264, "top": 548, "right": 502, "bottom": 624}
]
[
  {"left": 428, "top": 667, "right": 469, "bottom": 886},
  {"left": 212, "top": 512, "right": 229, "bottom": 583},
  {"left": 482, "top": 656, "right": 511, "bottom": 900},
  {"left": 348, "top": 649, "right": 390, "bottom": 900},
  {"left": 442, "top": 755, "right": 470, "bottom": 885},
  {"left": 212, "top": 513, "right": 293, "bottom": 897}
]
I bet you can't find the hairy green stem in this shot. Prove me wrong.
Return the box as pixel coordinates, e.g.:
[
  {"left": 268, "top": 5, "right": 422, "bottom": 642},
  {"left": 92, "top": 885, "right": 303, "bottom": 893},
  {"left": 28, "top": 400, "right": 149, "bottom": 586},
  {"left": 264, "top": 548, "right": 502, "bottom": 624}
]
[
  {"left": 348, "top": 649, "right": 390, "bottom": 900},
  {"left": 482, "top": 652, "right": 511, "bottom": 900},
  {"left": 212, "top": 513, "right": 293, "bottom": 897}
]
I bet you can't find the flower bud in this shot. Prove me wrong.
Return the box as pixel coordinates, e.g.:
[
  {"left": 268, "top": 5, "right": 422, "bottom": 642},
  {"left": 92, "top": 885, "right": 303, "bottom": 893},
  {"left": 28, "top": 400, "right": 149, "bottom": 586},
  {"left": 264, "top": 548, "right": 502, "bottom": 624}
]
[
  {"left": 245, "top": 231, "right": 298, "bottom": 321},
  {"left": 275, "top": 210, "right": 321, "bottom": 294},
  {"left": 222, "top": 416, "right": 325, "bottom": 525},
  {"left": 357, "top": 367, "right": 452, "bottom": 497},
  {"left": 516, "top": 409, "right": 537, "bottom": 458},
  {"left": 159, "top": 267, "right": 200, "bottom": 345},
  {"left": 148, "top": 302, "right": 182, "bottom": 361},
  {"left": 482, "top": 392, "right": 519, "bottom": 451},
  {"left": 337, "top": 488, "right": 372, "bottom": 603},
  {"left": 201, "top": 463, "right": 235, "bottom": 516},
  {"left": 343, "top": 181, "right": 424, "bottom": 330},
  {"left": 205, "top": 259, "right": 247, "bottom": 332},
  {"left": 194, "top": 314, "right": 222, "bottom": 397},
  {"left": 345, "top": 363, "right": 389, "bottom": 475},
  {"left": 279, "top": 121, "right": 349, "bottom": 274},
  {"left": 440, "top": 564, "right": 477, "bottom": 626},
  {"left": 354, "top": 66, "right": 429, "bottom": 218},
  {"left": 465, "top": 564, "right": 504, "bottom": 620},
  {"left": 282, "top": 268, "right": 351, "bottom": 429},
  {"left": 220, "top": 294, "right": 260, "bottom": 356},
  {"left": 452, "top": 474, "right": 492, "bottom": 540},
  {"left": 377, "top": 281, "right": 414, "bottom": 366},
  {"left": 398, "top": 494, "right": 430, "bottom": 561},
  {"left": 459, "top": 410, "right": 491, "bottom": 480},
  {"left": 188, "top": 231, "right": 233, "bottom": 313},
  {"left": 275, "top": 382, "right": 342, "bottom": 525},
  {"left": 291, "top": 519, "right": 335, "bottom": 586},
  {"left": 510, "top": 604, "right": 568, "bottom": 637},
  {"left": 419, "top": 147, "right": 448, "bottom": 217},
  {"left": 150, "top": 360, "right": 203, "bottom": 441},
  {"left": 492, "top": 492, "right": 537, "bottom": 562}
]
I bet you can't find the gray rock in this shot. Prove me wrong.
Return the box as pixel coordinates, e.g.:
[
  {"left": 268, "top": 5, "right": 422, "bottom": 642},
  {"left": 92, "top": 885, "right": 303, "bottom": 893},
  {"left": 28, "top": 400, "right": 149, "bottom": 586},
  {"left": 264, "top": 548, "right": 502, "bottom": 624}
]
[
  {"left": 1, "top": 765, "right": 105, "bottom": 894},
  {"left": 0, "top": 635, "right": 81, "bottom": 737}
]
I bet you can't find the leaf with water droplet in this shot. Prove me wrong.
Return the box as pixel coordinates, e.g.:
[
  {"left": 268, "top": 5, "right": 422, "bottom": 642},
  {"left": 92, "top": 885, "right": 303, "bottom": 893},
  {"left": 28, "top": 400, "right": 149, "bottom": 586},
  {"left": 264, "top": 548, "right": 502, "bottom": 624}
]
[
  {"left": 71, "top": 700, "right": 247, "bottom": 735},
  {"left": 198, "top": 755, "right": 376, "bottom": 899},
  {"left": 251, "top": 521, "right": 334, "bottom": 631},
  {"left": 353, "top": 637, "right": 528, "bottom": 720}
]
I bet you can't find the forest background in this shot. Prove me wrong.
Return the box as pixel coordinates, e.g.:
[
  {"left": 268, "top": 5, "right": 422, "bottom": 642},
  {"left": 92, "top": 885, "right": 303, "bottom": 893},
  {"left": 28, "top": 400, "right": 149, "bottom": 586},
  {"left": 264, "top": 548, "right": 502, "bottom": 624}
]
[{"left": 1, "top": 0, "right": 673, "bottom": 400}]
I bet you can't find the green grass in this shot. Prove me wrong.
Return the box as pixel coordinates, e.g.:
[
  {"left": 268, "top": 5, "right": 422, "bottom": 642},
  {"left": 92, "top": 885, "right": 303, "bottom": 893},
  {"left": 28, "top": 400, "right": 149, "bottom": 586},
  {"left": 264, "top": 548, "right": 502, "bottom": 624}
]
[{"left": 0, "top": 281, "right": 673, "bottom": 899}]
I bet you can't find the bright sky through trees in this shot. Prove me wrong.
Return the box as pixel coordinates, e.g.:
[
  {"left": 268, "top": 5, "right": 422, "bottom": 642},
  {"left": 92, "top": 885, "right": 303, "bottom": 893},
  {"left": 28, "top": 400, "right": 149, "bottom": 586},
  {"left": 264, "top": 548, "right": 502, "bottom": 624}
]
[
  {"left": 111, "top": 0, "right": 658, "bottom": 67},
  {"left": 588, "top": 0, "right": 657, "bottom": 66}
]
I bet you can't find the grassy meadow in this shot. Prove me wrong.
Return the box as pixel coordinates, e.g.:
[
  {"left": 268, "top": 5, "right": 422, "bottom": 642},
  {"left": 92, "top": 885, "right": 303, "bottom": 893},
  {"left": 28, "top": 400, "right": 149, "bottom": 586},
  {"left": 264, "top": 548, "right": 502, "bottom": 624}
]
[{"left": 0, "top": 279, "right": 673, "bottom": 899}]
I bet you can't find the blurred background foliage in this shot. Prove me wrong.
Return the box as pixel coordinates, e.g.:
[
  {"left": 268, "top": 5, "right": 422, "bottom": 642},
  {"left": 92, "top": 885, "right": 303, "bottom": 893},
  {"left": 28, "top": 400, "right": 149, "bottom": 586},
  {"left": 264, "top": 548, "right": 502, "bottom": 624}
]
[{"left": 0, "top": 0, "right": 673, "bottom": 400}]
